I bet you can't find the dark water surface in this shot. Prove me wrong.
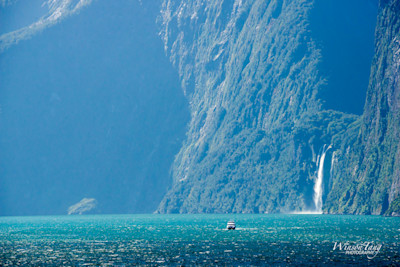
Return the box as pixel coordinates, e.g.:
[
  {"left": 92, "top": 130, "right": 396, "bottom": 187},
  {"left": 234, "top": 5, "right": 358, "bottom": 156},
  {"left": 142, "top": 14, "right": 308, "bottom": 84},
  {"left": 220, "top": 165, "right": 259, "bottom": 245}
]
[{"left": 0, "top": 214, "right": 399, "bottom": 265}]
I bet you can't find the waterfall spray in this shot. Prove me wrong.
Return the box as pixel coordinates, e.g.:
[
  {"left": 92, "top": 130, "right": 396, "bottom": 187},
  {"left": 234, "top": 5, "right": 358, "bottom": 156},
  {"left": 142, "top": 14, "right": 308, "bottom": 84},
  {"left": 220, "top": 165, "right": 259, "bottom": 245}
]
[{"left": 313, "top": 144, "right": 332, "bottom": 213}]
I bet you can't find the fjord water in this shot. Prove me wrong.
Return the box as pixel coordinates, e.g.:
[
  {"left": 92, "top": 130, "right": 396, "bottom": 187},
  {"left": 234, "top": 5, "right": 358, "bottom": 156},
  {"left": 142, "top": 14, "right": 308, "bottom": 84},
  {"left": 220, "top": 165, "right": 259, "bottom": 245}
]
[{"left": 1, "top": 215, "right": 399, "bottom": 265}]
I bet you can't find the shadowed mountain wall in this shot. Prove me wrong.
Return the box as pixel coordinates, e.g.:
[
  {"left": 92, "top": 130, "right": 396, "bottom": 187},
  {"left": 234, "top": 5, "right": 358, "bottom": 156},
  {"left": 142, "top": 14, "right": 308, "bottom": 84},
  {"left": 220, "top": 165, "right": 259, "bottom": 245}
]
[
  {"left": 325, "top": 0, "right": 400, "bottom": 215},
  {"left": 156, "top": 0, "right": 379, "bottom": 214}
]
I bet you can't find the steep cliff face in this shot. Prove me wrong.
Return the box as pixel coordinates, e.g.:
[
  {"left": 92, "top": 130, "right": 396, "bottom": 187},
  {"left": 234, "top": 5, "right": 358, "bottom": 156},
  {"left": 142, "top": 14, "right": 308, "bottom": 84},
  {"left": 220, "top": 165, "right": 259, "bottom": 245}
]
[
  {"left": 326, "top": 0, "right": 400, "bottom": 215},
  {"left": 157, "top": 0, "right": 376, "bottom": 213}
]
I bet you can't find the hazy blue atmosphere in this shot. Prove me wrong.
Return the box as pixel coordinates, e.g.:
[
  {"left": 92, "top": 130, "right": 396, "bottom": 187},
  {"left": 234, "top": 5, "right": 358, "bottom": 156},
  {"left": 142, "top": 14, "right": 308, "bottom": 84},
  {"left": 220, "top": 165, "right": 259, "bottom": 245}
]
[
  {"left": 309, "top": 0, "right": 378, "bottom": 114},
  {"left": 0, "top": 0, "right": 189, "bottom": 215},
  {"left": 0, "top": 0, "right": 383, "bottom": 216},
  {"left": 1, "top": 0, "right": 400, "bottom": 265}
]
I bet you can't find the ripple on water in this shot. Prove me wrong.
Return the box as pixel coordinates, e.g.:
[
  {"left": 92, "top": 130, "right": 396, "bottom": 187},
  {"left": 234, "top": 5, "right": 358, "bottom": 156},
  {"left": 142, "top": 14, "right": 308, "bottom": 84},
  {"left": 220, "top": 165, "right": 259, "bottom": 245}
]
[{"left": 0, "top": 214, "right": 399, "bottom": 265}]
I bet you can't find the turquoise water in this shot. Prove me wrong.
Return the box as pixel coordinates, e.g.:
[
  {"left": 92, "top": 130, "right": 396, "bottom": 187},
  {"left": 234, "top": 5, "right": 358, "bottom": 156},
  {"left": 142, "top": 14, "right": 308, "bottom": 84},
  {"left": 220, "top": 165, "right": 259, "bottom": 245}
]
[{"left": 0, "top": 214, "right": 399, "bottom": 265}]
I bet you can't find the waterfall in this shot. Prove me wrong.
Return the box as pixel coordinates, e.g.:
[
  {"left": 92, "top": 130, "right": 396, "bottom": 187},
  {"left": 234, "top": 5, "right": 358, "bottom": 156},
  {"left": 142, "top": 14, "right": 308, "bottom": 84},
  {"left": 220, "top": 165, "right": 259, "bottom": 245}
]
[{"left": 313, "top": 144, "right": 331, "bottom": 213}]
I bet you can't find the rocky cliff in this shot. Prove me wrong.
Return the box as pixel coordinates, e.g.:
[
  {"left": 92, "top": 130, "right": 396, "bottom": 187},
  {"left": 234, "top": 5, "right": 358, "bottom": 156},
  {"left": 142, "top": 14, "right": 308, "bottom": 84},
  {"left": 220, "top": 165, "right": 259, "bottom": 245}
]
[
  {"left": 156, "top": 0, "right": 380, "bottom": 213},
  {"left": 325, "top": 0, "right": 400, "bottom": 215}
]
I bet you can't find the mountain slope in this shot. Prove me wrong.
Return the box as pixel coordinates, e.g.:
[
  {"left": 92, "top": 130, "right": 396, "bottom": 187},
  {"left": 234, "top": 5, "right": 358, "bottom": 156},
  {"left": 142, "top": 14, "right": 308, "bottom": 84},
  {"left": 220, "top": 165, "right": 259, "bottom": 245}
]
[
  {"left": 325, "top": 0, "right": 400, "bottom": 215},
  {"left": 157, "top": 0, "right": 377, "bottom": 213}
]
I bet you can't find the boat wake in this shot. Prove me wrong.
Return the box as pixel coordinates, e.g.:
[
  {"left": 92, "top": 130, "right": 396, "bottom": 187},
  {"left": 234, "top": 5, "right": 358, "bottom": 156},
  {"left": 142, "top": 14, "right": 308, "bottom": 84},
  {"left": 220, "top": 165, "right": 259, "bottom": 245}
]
[{"left": 219, "top": 228, "right": 258, "bottom": 231}]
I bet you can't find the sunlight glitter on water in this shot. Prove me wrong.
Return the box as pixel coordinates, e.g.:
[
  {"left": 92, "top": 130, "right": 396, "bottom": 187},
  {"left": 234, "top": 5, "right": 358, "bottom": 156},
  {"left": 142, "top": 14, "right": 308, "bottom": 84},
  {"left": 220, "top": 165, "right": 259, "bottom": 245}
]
[{"left": 0, "top": 214, "right": 399, "bottom": 265}]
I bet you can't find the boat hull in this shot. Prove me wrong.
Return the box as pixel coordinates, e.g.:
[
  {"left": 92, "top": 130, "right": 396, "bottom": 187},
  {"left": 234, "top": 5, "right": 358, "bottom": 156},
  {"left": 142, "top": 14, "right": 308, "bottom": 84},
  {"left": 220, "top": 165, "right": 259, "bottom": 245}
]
[{"left": 227, "top": 221, "right": 236, "bottom": 230}]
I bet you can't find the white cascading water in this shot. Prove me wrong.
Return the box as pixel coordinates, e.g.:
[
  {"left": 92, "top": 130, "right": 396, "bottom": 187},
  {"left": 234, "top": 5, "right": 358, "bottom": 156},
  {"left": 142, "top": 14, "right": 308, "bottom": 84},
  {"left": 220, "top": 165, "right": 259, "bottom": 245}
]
[{"left": 313, "top": 144, "right": 331, "bottom": 213}]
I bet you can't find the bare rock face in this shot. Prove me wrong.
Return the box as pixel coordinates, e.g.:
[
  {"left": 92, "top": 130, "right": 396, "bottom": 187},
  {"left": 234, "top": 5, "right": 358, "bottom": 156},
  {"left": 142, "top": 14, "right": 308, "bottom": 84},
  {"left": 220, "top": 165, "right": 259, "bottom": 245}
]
[{"left": 68, "top": 198, "right": 98, "bottom": 215}]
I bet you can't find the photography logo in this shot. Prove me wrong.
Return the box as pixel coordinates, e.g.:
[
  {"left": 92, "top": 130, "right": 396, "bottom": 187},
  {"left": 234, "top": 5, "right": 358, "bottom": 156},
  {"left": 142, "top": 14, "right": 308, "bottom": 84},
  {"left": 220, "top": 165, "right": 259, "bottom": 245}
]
[{"left": 332, "top": 242, "right": 382, "bottom": 259}]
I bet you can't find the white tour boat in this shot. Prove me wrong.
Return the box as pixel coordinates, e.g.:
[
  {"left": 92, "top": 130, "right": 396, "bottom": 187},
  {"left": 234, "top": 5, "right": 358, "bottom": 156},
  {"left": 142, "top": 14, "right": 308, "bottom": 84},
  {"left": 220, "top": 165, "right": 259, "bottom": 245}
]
[{"left": 227, "top": 221, "right": 236, "bottom": 230}]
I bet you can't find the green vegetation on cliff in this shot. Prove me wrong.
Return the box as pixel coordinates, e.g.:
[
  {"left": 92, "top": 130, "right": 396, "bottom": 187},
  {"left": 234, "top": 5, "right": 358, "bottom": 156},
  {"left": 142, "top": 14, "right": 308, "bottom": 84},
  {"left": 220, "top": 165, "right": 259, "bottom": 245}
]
[
  {"left": 326, "top": 0, "right": 400, "bottom": 215},
  {"left": 156, "top": 0, "right": 398, "bottom": 215},
  {"left": 158, "top": 0, "right": 324, "bottom": 213}
]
